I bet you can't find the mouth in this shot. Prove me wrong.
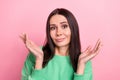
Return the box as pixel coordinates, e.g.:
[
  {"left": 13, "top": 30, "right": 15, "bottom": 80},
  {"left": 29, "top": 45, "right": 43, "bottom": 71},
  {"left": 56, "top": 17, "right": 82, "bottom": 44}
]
[{"left": 55, "top": 38, "right": 65, "bottom": 42}]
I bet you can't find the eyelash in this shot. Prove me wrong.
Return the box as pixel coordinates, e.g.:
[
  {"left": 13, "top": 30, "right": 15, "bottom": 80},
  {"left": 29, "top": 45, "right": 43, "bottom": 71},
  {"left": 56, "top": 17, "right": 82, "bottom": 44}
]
[
  {"left": 62, "top": 24, "right": 68, "bottom": 29},
  {"left": 50, "top": 24, "right": 68, "bottom": 31},
  {"left": 50, "top": 26, "right": 56, "bottom": 30}
]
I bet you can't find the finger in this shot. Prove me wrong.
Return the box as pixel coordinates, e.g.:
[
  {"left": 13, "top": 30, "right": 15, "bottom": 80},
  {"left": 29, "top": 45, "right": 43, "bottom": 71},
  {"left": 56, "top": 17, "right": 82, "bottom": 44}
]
[
  {"left": 19, "top": 34, "right": 24, "bottom": 40},
  {"left": 24, "top": 34, "right": 27, "bottom": 42},
  {"left": 26, "top": 40, "right": 43, "bottom": 55},
  {"left": 95, "top": 41, "right": 101, "bottom": 52},
  {"left": 83, "top": 50, "right": 98, "bottom": 62},
  {"left": 93, "top": 39, "right": 101, "bottom": 52},
  {"left": 85, "top": 54, "right": 95, "bottom": 61},
  {"left": 19, "top": 33, "right": 25, "bottom": 39},
  {"left": 26, "top": 38, "right": 37, "bottom": 50},
  {"left": 88, "top": 42, "right": 102, "bottom": 59},
  {"left": 80, "top": 46, "right": 92, "bottom": 58},
  {"left": 83, "top": 40, "right": 103, "bottom": 62},
  {"left": 83, "top": 45, "right": 91, "bottom": 53},
  {"left": 19, "top": 34, "right": 26, "bottom": 43},
  {"left": 94, "top": 40, "right": 103, "bottom": 53},
  {"left": 24, "top": 33, "right": 29, "bottom": 44},
  {"left": 94, "top": 41, "right": 103, "bottom": 54},
  {"left": 25, "top": 39, "right": 34, "bottom": 51}
]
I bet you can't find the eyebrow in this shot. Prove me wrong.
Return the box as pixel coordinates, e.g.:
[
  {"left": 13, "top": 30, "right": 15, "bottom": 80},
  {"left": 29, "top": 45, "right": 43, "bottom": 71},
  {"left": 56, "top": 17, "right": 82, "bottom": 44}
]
[
  {"left": 50, "top": 21, "right": 68, "bottom": 26},
  {"left": 60, "top": 21, "right": 67, "bottom": 24}
]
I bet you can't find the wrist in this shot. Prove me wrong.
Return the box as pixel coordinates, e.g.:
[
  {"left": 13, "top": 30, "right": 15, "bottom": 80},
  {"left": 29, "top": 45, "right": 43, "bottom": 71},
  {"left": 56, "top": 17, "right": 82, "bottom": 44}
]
[
  {"left": 76, "top": 63, "right": 85, "bottom": 75},
  {"left": 35, "top": 58, "right": 43, "bottom": 70}
]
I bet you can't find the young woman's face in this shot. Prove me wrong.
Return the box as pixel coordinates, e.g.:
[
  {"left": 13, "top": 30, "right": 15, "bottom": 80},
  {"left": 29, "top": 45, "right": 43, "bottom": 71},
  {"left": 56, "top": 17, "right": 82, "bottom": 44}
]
[{"left": 49, "top": 14, "right": 71, "bottom": 48}]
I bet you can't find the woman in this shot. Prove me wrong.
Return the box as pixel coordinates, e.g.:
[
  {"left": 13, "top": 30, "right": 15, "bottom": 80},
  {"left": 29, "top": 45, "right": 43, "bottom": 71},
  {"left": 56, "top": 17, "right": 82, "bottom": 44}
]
[{"left": 20, "top": 8, "right": 102, "bottom": 80}]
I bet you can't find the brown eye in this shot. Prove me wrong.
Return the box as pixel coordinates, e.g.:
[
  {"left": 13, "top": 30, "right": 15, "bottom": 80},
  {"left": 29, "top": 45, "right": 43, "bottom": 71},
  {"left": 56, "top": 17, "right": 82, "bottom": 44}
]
[
  {"left": 50, "top": 26, "right": 56, "bottom": 31},
  {"left": 62, "top": 24, "right": 68, "bottom": 29}
]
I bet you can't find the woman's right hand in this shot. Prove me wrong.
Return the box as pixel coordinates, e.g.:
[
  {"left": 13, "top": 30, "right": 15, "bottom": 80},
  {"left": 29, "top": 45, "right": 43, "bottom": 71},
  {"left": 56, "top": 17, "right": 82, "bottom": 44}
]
[{"left": 19, "top": 33, "right": 44, "bottom": 61}]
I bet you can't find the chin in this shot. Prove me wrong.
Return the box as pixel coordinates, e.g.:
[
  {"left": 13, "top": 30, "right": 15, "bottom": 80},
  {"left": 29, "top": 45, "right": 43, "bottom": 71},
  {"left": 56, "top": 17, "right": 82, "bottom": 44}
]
[{"left": 55, "top": 43, "right": 69, "bottom": 48}]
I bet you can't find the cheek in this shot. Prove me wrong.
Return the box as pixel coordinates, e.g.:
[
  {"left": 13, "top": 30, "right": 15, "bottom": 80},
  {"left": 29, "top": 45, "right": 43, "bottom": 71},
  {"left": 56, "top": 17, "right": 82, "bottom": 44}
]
[
  {"left": 65, "top": 30, "right": 71, "bottom": 38},
  {"left": 50, "top": 31, "right": 55, "bottom": 39}
]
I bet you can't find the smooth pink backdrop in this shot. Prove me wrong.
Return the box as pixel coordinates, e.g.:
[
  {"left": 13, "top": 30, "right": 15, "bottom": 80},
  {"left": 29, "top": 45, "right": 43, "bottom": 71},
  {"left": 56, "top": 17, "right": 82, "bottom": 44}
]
[{"left": 0, "top": 0, "right": 120, "bottom": 80}]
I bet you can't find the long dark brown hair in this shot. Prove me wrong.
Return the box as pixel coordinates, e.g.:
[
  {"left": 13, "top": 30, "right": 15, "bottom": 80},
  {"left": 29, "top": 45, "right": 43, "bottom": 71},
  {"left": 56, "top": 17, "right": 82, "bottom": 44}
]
[{"left": 42, "top": 8, "right": 81, "bottom": 72}]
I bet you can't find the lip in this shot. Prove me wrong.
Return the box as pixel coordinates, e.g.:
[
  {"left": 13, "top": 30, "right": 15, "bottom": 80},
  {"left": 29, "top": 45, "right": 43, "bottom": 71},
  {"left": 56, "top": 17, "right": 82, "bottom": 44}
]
[{"left": 55, "top": 38, "right": 65, "bottom": 42}]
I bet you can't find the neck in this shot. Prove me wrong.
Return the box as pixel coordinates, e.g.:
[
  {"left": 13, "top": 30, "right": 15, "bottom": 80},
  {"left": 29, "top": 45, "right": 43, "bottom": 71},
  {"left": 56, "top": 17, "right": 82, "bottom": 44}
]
[{"left": 55, "top": 46, "right": 69, "bottom": 56}]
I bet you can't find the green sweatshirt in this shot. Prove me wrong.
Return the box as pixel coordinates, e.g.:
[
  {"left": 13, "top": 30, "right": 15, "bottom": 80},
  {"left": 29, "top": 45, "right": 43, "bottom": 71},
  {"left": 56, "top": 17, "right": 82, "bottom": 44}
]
[{"left": 21, "top": 52, "right": 93, "bottom": 80}]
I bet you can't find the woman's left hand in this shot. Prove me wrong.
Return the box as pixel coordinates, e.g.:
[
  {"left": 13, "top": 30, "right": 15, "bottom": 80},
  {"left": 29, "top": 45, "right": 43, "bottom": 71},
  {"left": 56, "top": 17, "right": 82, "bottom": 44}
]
[
  {"left": 78, "top": 39, "right": 102, "bottom": 64},
  {"left": 76, "top": 39, "right": 102, "bottom": 74}
]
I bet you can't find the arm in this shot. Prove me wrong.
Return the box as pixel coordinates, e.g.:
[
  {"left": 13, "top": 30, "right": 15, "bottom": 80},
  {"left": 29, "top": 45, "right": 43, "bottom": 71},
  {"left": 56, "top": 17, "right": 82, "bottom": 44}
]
[
  {"left": 73, "top": 61, "right": 93, "bottom": 80},
  {"left": 20, "top": 33, "right": 45, "bottom": 80},
  {"left": 74, "top": 39, "right": 102, "bottom": 80},
  {"left": 21, "top": 53, "right": 46, "bottom": 80}
]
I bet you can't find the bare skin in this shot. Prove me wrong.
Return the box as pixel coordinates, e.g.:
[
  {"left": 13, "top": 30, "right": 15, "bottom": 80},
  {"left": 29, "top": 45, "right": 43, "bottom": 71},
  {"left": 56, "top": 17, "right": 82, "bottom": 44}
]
[
  {"left": 76, "top": 39, "right": 102, "bottom": 74},
  {"left": 19, "top": 33, "right": 43, "bottom": 69},
  {"left": 49, "top": 14, "right": 103, "bottom": 74},
  {"left": 20, "top": 15, "right": 103, "bottom": 74},
  {"left": 20, "top": 33, "right": 102, "bottom": 75}
]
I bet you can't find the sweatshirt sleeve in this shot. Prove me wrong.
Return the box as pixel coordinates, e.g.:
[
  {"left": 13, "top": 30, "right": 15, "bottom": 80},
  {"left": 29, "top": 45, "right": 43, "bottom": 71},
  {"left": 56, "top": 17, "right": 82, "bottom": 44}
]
[
  {"left": 73, "top": 61, "right": 93, "bottom": 80},
  {"left": 21, "top": 47, "right": 46, "bottom": 80}
]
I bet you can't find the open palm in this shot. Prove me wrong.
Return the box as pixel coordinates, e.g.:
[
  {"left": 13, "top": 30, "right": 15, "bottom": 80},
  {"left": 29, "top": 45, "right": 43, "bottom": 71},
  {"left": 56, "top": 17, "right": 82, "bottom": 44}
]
[
  {"left": 78, "top": 39, "right": 102, "bottom": 64},
  {"left": 19, "top": 33, "right": 44, "bottom": 60}
]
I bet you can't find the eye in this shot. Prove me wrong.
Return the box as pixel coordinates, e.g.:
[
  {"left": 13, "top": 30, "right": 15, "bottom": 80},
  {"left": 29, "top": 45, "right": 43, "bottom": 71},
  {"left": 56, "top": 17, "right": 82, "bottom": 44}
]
[
  {"left": 50, "top": 26, "right": 56, "bottom": 31},
  {"left": 62, "top": 24, "right": 68, "bottom": 29}
]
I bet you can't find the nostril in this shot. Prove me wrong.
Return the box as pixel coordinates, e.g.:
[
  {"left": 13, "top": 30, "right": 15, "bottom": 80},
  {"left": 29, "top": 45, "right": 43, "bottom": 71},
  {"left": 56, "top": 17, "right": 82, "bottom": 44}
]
[
  {"left": 56, "top": 32, "right": 62, "bottom": 36},
  {"left": 56, "top": 33, "right": 62, "bottom": 36}
]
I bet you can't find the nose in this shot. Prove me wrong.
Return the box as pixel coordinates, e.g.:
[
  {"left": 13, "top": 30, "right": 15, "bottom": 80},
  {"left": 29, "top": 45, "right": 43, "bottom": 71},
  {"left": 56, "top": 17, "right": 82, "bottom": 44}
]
[{"left": 56, "top": 28, "right": 62, "bottom": 36}]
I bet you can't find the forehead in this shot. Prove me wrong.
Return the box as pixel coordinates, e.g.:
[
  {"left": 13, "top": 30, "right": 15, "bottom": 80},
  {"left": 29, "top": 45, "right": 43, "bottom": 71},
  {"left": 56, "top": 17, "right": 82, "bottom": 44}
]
[{"left": 50, "top": 14, "right": 68, "bottom": 24}]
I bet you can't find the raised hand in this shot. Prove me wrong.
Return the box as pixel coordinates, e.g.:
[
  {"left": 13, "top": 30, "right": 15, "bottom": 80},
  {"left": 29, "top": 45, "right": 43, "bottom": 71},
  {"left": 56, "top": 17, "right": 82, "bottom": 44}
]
[
  {"left": 76, "top": 39, "right": 102, "bottom": 74},
  {"left": 19, "top": 33, "right": 44, "bottom": 60},
  {"left": 78, "top": 39, "right": 102, "bottom": 64}
]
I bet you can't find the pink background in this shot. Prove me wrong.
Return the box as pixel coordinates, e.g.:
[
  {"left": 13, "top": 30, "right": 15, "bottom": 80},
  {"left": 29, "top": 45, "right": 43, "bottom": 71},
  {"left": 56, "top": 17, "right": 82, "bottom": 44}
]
[{"left": 0, "top": 0, "right": 120, "bottom": 80}]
